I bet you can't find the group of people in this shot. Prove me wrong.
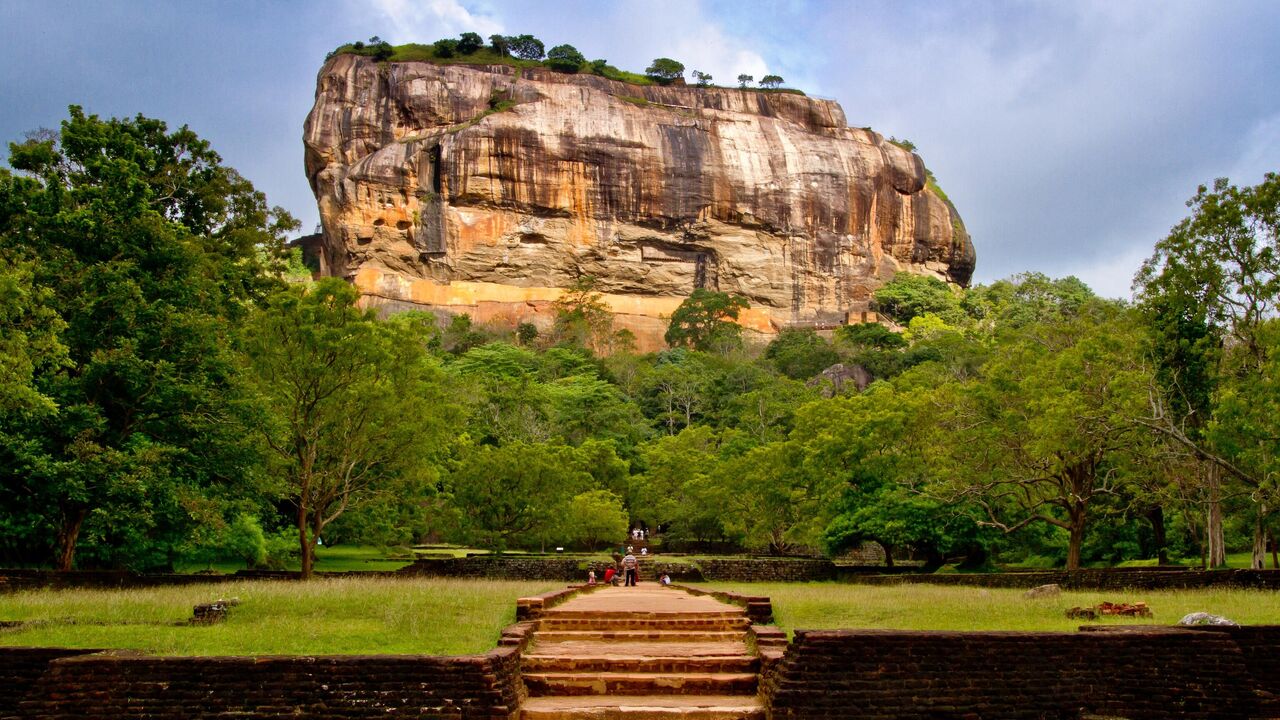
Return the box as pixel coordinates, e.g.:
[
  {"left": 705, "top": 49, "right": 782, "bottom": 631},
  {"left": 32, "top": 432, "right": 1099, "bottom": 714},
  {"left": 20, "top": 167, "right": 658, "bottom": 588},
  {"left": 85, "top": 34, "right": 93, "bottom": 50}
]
[{"left": 587, "top": 541, "right": 670, "bottom": 587}]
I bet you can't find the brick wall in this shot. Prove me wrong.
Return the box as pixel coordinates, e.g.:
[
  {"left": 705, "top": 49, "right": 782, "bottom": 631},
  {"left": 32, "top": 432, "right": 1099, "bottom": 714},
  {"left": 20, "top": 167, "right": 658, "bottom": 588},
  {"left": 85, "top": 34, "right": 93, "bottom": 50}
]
[
  {"left": 838, "top": 567, "right": 1280, "bottom": 590},
  {"left": 763, "top": 627, "right": 1257, "bottom": 720},
  {"left": 0, "top": 649, "right": 100, "bottom": 717},
  {"left": 9, "top": 648, "right": 524, "bottom": 720},
  {"left": 699, "top": 558, "right": 835, "bottom": 582},
  {"left": 1184, "top": 625, "right": 1280, "bottom": 715}
]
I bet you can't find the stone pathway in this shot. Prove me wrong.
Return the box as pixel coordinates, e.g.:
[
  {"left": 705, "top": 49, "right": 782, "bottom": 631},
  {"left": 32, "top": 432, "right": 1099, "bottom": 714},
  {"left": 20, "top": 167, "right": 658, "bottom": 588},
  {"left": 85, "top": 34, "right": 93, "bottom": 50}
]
[{"left": 519, "top": 583, "right": 764, "bottom": 720}]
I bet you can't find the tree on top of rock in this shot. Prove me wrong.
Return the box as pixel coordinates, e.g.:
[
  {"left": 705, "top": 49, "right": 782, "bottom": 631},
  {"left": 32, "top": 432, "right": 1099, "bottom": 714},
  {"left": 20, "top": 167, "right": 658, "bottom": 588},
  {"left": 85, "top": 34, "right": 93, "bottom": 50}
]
[
  {"left": 546, "top": 44, "right": 587, "bottom": 73},
  {"left": 759, "top": 74, "right": 784, "bottom": 89},
  {"left": 509, "top": 35, "right": 545, "bottom": 61},
  {"left": 737, "top": 74, "right": 753, "bottom": 88},
  {"left": 457, "top": 32, "right": 484, "bottom": 55},
  {"left": 646, "top": 57, "right": 685, "bottom": 85}
]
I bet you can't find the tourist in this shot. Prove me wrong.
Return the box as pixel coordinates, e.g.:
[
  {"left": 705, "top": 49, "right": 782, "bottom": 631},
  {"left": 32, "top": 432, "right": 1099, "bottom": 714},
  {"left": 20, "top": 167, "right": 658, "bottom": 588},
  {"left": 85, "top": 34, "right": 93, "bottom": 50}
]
[
  {"left": 640, "top": 547, "right": 648, "bottom": 556},
  {"left": 603, "top": 566, "right": 617, "bottom": 586},
  {"left": 588, "top": 570, "right": 596, "bottom": 585},
  {"left": 623, "top": 550, "right": 638, "bottom": 586},
  {"left": 660, "top": 574, "right": 671, "bottom": 586}
]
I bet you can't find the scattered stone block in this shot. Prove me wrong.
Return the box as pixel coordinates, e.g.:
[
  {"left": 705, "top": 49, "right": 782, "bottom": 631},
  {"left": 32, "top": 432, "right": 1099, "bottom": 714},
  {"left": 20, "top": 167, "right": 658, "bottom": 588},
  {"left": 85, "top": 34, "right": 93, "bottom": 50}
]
[
  {"left": 1178, "top": 611, "right": 1238, "bottom": 627},
  {"left": 190, "top": 597, "right": 239, "bottom": 625},
  {"left": 1024, "top": 583, "right": 1061, "bottom": 599},
  {"left": 1066, "top": 601, "right": 1152, "bottom": 620}
]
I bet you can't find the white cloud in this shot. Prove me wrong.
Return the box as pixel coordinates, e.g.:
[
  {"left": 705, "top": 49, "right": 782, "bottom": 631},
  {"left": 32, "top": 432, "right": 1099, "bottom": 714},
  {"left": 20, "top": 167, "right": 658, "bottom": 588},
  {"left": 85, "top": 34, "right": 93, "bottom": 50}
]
[{"left": 359, "top": 0, "right": 503, "bottom": 42}]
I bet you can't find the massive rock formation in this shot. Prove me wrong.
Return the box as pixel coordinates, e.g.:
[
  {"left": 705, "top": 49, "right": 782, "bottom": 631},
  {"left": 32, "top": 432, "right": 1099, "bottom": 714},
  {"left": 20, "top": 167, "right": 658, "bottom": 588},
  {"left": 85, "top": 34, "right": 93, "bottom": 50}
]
[{"left": 304, "top": 54, "right": 976, "bottom": 349}]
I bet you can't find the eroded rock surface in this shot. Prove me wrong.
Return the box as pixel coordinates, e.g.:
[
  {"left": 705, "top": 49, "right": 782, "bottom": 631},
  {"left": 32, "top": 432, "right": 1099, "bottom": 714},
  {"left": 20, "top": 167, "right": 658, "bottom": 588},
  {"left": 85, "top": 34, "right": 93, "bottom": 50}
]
[{"left": 304, "top": 55, "right": 976, "bottom": 348}]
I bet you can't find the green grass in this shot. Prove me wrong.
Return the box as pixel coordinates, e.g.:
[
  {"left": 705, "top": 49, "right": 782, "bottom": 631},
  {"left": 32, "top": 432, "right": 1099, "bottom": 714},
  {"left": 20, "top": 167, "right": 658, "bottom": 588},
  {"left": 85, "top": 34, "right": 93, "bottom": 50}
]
[
  {"left": 0, "top": 577, "right": 557, "bottom": 655},
  {"left": 710, "top": 582, "right": 1280, "bottom": 635}
]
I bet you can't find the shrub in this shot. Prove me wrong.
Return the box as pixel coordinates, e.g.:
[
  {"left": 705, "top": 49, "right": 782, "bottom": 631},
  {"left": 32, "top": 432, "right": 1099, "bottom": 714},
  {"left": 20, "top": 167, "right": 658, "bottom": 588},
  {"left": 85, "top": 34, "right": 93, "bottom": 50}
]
[{"left": 433, "top": 38, "right": 459, "bottom": 58}]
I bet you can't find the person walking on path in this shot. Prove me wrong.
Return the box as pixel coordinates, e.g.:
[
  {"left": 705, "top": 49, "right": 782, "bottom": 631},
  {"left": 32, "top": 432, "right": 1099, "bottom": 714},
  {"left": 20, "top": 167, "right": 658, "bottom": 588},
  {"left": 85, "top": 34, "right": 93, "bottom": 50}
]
[{"left": 623, "top": 550, "right": 638, "bottom": 586}]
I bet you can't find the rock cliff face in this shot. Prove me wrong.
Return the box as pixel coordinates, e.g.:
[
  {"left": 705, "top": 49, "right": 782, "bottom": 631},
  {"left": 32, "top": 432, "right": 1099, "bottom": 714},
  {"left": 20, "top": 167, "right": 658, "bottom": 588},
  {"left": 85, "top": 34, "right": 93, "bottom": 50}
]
[{"left": 304, "top": 54, "right": 975, "bottom": 349}]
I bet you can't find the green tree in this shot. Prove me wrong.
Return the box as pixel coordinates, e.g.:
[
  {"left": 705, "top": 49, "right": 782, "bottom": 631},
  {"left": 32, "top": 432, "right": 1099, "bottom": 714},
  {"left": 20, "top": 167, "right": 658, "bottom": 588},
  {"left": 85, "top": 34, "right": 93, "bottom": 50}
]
[
  {"left": 873, "top": 272, "right": 963, "bottom": 325},
  {"left": 759, "top": 75, "right": 784, "bottom": 89},
  {"left": 765, "top": 328, "right": 839, "bottom": 380},
  {"left": 552, "top": 276, "right": 615, "bottom": 351},
  {"left": 664, "top": 288, "right": 749, "bottom": 352},
  {"left": 0, "top": 107, "right": 296, "bottom": 569},
  {"left": 546, "top": 44, "right": 586, "bottom": 72},
  {"left": 489, "top": 34, "right": 511, "bottom": 56},
  {"left": 1135, "top": 174, "right": 1280, "bottom": 567},
  {"left": 645, "top": 58, "right": 685, "bottom": 84},
  {"left": 715, "top": 440, "right": 825, "bottom": 554},
  {"left": 242, "top": 280, "right": 455, "bottom": 578},
  {"left": 457, "top": 32, "right": 484, "bottom": 54},
  {"left": 736, "top": 74, "right": 753, "bottom": 88},
  {"left": 446, "top": 441, "right": 592, "bottom": 552},
  {"left": 433, "top": 38, "right": 459, "bottom": 58},
  {"left": 368, "top": 36, "right": 393, "bottom": 61},
  {"left": 509, "top": 35, "right": 545, "bottom": 60},
  {"left": 0, "top": 261, "right": 66, "bottom": 415},
  {"left": 692, "top": 70, "right": 713, "bottom": 87},
  {"left": 563, "top": 490, "right": 629, "bottom": 551},
  {"left": 940, "top": 301, "right": 1151, "bottom": 569}
]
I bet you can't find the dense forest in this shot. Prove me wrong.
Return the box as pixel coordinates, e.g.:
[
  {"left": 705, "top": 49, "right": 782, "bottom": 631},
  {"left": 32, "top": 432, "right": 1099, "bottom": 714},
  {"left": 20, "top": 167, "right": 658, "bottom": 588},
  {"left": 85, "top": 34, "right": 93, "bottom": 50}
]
[{"left": 2, "top": 108, "right": 1278, "bottom": 577}]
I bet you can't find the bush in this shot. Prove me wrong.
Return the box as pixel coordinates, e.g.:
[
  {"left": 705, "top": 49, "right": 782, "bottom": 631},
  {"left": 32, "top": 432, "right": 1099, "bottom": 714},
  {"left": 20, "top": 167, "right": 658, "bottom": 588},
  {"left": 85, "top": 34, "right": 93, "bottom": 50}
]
[
  {"left": 225, "top": 515, "right": 268, "bottom": 568},
  {"left": 433, "top": 38, "right": 459, "bottom": 58}
]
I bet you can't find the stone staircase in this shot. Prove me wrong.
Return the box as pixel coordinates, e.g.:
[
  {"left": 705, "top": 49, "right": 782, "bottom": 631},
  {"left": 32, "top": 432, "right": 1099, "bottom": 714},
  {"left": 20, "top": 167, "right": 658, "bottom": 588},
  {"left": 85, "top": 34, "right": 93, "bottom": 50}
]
[{"left": 519, "top": 585, "right": 764, "bottom": 720}]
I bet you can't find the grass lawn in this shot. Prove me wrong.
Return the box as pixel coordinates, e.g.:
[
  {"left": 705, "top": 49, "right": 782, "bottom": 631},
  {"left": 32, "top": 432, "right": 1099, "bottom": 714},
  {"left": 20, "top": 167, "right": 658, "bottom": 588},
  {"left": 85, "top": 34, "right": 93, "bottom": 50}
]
[
  {"left": 710, "top": 582, "right": 1280, "bottom": 636},
  {"left": 0, "top": 577, "right": 558, "bottom": 655}
]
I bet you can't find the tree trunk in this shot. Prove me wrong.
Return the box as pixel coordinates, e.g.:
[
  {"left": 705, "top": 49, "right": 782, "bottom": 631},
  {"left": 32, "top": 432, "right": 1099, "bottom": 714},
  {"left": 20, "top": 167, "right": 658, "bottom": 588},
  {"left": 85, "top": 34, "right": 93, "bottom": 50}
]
[
  {"left": 1146, "top": 505, "right": 1169, "bottom": 565},
  {"left": 1066, "top": 500, "right": 1087, "bottom": 571},
  {"left": 297, "top": 504, "right": 313, "bottom": 580},
  {"left": 55, "top": 505, "right": 87, "bottom": 571},
  {"left": 1251, "top": 502, "right": 1267, "bottom": 570},
  {"left": 1271, "top": 532, "right": 1279, "bottom": 569},
  {"left": 1206, "top": 463, "right": 1226, "bottom": 568},
  {"left": 877, "top": 541, "right": 894, "bottom": 569}
]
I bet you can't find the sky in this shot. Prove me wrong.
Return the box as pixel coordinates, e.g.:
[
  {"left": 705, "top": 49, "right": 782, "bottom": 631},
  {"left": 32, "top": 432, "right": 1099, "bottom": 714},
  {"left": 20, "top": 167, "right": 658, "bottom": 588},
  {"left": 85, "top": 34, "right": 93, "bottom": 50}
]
[{"left": 2, "top": 0, "right": 1278, "bottom": 298}]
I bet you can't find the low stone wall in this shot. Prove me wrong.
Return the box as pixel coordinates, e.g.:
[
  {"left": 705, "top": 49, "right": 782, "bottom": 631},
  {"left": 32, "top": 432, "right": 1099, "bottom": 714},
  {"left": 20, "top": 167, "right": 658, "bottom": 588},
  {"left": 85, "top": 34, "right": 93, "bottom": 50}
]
[
  {"left": 0, "top": 648, "right": 101, "bottom": 717},
  {"left": 763, "top": 627, "right": 1259, "bottom": 719},
  {"left": 398, "top": 557, "right": 836, "bottom": 583},
  {"left": 9, "top": 647, "right": 524, "bottom": 720},
  {"left": 698, "top": 558, "right": 835, "bottom": 582},
  {"left": 838, "top": 567, "right": 1280, "bottom": 590},
  {"left": 671, "top": 584, "right": 773, "bottom": 624}
]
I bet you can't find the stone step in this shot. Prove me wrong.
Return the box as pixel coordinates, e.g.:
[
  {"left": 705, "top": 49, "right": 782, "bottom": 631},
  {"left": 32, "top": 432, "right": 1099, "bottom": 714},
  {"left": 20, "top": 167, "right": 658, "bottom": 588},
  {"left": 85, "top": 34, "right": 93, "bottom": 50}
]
[
  {"left": 523, "top": 671, "right": 759, "bottom": 697},
  {"left": 529, "top": 639, "right": 752, "bottom": 659},
  {"left": 544, "top": 610, "right": 745, "bottom": 621},
  {"left": 539, "top": 616, "right": 750, "bottom": 631},
  {"left": 523, "top": 654, "right": 759, "bottom": 674},
  {"left": 532, "top": 630, "right": 748, "bottom": 643},
  {"left": 520, "top": 695, "right": 765, "bottom": 720}
]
